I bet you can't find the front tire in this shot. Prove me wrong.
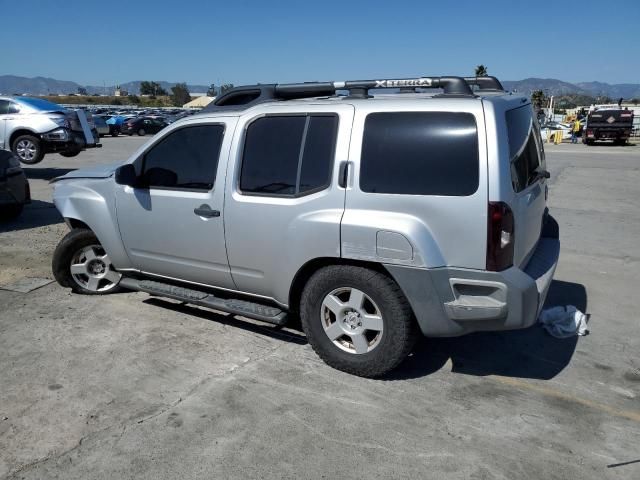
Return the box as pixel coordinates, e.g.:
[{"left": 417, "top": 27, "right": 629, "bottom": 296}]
[
  {"left": 300, "top": 265, "right": 417, "bottom": 378},
  {"left": 137, "top": 128, "right": 146, "bottom": 136},
  {"left": 12, "top": 135, "right": 44, "bottom": 164},
  {"left": 52, "top": 229, "right": 122, "bottom": 295}
]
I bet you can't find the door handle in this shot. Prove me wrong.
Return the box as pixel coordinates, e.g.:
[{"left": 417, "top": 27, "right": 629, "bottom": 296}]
[
  {"left": 194, "top": 204, "right": 220, "bottom": 218},
  {"left": 338, "top": 161, "right": 350, "bottom": 188}
]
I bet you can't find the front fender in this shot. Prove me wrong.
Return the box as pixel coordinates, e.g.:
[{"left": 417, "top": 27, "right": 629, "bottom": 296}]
[{"left": 53, "top": 178, "right": 131, "bottom": 269}]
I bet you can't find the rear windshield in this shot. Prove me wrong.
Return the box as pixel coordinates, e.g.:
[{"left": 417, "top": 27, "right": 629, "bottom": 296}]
[
  {"left": 16, "top": 97, "right": 66, "bottom": 112},
  {"left": 506, "top": 105, "right": 542, "bottom": 193},
  {"left": 360, "top": 112, "right": 479, "bottom": 196}
]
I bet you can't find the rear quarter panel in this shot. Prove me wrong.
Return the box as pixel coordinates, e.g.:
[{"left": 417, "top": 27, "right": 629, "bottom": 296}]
[{"left": 342, "top": 98, "right": 489, "bottom": 270}]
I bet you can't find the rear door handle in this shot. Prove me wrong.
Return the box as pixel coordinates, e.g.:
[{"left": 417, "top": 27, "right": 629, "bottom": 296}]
[
  {"left": 338, "top": 161, "right": 350, "bottom": 188},
  {"left": 194, "top": 204, "right": 220, "bottom": 218}
]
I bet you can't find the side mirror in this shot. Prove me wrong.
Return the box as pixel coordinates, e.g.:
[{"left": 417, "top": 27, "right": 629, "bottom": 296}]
[{"left": 115, "top": 164, "right": 138, "bottom": 187}]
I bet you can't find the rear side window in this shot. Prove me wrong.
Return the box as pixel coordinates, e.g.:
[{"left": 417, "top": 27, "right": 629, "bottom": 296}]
[
  {"left": 240, "top": 114, "right": 338, "bottom": 196},
  {"left": 360, "top": 112, "right": 479, "bottom": 196},
  {"left": 506, "top": 105, "right": 541, "bottom": 192}
]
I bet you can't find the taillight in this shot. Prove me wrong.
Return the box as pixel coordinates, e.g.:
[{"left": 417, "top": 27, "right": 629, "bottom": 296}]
[{"left": 487, "top": 202, "right": 514, "bottom": 271}]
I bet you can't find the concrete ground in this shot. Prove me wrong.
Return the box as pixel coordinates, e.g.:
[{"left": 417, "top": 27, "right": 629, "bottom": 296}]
[{"left": 1, "top": 137, "right": 639, "bottom": 479}]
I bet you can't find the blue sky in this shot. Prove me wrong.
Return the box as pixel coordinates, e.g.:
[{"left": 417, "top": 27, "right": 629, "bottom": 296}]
[{"left": 2, "top": 0, "right": 639, "bottom": 86}]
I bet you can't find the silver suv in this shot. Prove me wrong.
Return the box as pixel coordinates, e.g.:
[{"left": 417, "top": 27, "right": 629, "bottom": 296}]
[
  {"left": 0, "top": 97, "right": 100, "bottom": 164},
  {"left": 51, "top": 76, "right": 560, "bottom": 377}
]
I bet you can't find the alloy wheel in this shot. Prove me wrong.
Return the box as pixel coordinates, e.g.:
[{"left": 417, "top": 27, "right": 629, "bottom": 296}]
[
  {"left": 321, "top": 287, "right": 384, "bottom": 354},
  {"left": 69, "top": 245, "right": 121, "bottom": 292}
]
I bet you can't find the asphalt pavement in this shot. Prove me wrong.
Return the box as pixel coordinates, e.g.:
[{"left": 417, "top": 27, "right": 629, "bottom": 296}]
[{"left": 0, "top": 137, "right": 639, "bottom": 479}]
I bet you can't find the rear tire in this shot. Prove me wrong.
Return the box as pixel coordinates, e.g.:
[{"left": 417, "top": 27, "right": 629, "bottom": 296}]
[
  {"left": 300, "top": 265, "right": 418, "bottom": 378},
  {"left": 52, "top": 229, "right": 122, "bottom": 295},
  {"left": 12, "top": 134, "right": 44, "bottom": 164}
]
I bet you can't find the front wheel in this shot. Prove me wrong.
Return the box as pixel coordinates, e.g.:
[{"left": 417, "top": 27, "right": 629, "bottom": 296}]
[
  {"left": 52, "top": 229, "right": 122, "bottom": 295},
  {"left": 300, "top": 265, "right": 418, "bottom": 378},
  {"left": 137, "top": 128, "right": 146, "bottom": 136},
  {"left": 12, "top": 135, "right": 44, "bottom": 164}
]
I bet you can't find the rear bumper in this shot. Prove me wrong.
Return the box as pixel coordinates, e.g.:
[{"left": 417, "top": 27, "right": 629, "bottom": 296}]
[{"left": 385, "top": 216, "right": 560, "bottom": 337}]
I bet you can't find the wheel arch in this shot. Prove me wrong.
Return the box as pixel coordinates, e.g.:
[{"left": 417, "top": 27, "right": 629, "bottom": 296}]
[
  {"left": 65, "top": 217, "right": 91, "bottom": 230},
  {"left": 54, "top": 181, "right": 132, "bottom": 270},
  {"left": 10, "top": 129, "right": 40, "bottom": 146},
  {"left": 288, "top": 257, "right": 389, "bottom": 314}
]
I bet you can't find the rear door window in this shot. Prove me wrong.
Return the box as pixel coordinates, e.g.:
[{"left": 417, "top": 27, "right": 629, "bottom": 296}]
[
  {"left": 359, "top": 112, "right": 479, "bottom": 196},
  {"left": 506, "top": 105, "right": 542, "bottom": 192},
  {"left": 240, "top": 114, "right": 338, "bottom": 196}
]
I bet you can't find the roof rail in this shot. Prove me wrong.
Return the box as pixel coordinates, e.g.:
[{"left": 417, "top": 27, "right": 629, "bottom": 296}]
[
  {"left": 463, "top": 76, "right": 504, "bottom": 91},
  {"left": 202, "top": 75, "right": 502, "bottom": 112}
]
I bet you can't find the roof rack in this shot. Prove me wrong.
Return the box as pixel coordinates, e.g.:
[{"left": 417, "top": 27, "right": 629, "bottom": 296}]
[{"left": 201, "top": 75, "right": 505, "bottom": 112}]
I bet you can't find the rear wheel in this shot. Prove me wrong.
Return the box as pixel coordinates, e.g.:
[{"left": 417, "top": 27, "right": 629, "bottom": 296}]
[
  {"left": 52, "top": 229, "right": 122, "bottom": 295},
  {"left": 300, "top": 265, "right": 417, "bottom": 378},
  {"left": 12, "top": 135, "right": 44, "bottom": 164}
]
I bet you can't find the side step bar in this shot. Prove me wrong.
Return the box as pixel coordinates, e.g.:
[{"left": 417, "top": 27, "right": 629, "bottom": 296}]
[{"left": 120, "top": 278, "right": 288, "bottom": 326}]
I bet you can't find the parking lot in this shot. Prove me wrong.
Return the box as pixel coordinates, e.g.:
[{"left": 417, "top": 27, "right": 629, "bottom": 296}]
[{"left": 1, "top": 137, "right": 639, "bottom": 479}]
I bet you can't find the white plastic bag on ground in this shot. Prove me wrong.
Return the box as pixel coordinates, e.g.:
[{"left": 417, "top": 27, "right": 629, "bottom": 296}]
[{"left": 538, "top": 305, "right": 590, "bottom": 338}]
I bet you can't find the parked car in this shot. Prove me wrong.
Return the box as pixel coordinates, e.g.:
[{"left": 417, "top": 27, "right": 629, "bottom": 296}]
[
  {"left": 0, "top": 149, "right": 30, "bottom": 220},
  {"left": 120, "top": 117, "right": 168, "bottom": 136},
  {"left": 50, "top": 75, "right": 559, "bottom": 377},
  {"left": 93, "top": 115, "right": 110, "bottom": 137},
  {"left": 0, "top": 97, "right": 100, "bottom": 164}
]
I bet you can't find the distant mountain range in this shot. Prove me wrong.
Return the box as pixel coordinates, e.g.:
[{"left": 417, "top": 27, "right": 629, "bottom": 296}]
[
  {"left": 502, "top": 78, "right": 640, "bottom": 99},
  {"left": 0, "top": 76, "right": 209, "bottom": 96},
  {"left": 0, "top": 75, "right": 639, "bottom": 99}
]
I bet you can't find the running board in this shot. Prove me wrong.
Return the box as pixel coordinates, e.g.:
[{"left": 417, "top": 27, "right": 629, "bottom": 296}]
[{"left": 119, "top": 278, "right": 288, "bottom": 326}]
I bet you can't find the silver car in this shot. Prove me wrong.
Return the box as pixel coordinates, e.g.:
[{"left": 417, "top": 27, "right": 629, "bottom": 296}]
[
  {"left": 0, "top": 97, "right": 100, "bottom": 164},
  {"left": 51, "top": 75, "right": 560, "bottom": 377}
]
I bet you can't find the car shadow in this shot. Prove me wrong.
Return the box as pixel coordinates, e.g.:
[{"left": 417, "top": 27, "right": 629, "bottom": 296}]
[
  {"left": 0, "top": 200, "right": 63, "bottom": 233},
  {"left": 142, "top": 279, "right": 585, "bottom": 382},
  {"left": 22, "top": 167, "right": 75, "bottom": 181},
  {"left": 387, "top": 279, "right": 587, "bottom": 381}
]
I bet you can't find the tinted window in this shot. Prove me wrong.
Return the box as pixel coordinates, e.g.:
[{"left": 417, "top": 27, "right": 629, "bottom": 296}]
[
  {"left": 506, "top": 106, "right": 541, "bottom": 192},
  {"left": 142, "top": 124, "right": 224, "bottom": 190},
  {"left": 360, "top": 112, "right": 479, "bottom": 196},
  {"left": 240, "top": 115, "right": 337, "bottom": 196},
  {"left": 299, "top": 116, "right": 338, "bottom": 193},
  {"left": 0, "top": 100, "right": 9, "bottom": 115}
]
